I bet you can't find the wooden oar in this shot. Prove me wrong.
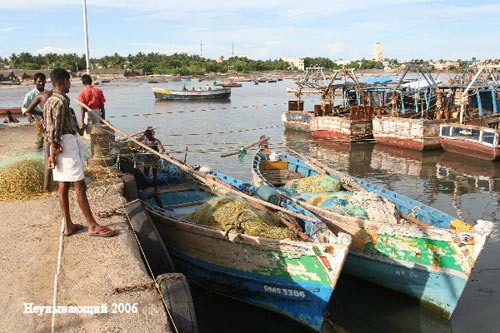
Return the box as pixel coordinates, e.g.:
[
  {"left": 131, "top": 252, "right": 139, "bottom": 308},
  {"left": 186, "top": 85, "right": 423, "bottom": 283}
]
[
  {"left": 221, "top": 136, "right": 270, "bottom": 158},
  {"left": 75, "top": 100, "right": 318, "bottom": 223}
]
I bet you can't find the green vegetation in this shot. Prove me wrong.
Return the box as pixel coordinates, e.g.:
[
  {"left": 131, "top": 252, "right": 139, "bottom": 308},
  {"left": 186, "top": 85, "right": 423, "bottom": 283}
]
[
  {"left": 2, "top": 52, "right": 290, "bottom": 75},
  {"left": 0, "top": 52, "right": 473, "bottom": 75}
]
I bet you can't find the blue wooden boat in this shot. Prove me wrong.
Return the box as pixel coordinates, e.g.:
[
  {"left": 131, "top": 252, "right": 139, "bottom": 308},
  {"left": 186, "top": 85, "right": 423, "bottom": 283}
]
[
  {"left": 142, "top": 163, "right": 351, "bottom": 332},
  {"left": 252, "top": 147, "right": 494, "bottom": 318},
  {"left": 153, "top": 87, "right": 231, "bottom": 101}
]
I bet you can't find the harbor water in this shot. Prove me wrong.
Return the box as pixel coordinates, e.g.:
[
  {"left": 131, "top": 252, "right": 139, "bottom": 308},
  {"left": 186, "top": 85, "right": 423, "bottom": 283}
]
[{"left": 1, "top": 78, "right": 499, "bottom": 332}]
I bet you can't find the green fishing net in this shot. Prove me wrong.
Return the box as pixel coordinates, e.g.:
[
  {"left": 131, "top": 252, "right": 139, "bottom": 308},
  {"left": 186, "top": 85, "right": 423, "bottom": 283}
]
[
  {"left": 284, "top": 174, "right": 342, "bottom": 193},
  {"left": 185, "top": 195, "right": 298, "bottom": 240}
]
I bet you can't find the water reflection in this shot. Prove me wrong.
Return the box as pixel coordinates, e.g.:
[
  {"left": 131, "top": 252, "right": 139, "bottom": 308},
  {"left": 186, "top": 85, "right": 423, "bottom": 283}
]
[{"left": 280, "top": 131, "right": 499, "bottom": 333}]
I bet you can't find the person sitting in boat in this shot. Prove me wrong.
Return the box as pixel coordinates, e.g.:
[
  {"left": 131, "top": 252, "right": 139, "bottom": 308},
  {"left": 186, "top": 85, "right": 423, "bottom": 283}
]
[
  {"left": 206, "top": 84, "right": 211, "bottom": 91},
  {"left": 182, "top": 84, "right": 187, "bottom": 91},
  {"left": 191, "top": 87, "right": 196, "bottom": 92},
  {"left": 3, "top": 110, "right": 19, "bottom": 124},
  {"left": 139, "top": 129, "right": 165, "bottom": 195}
]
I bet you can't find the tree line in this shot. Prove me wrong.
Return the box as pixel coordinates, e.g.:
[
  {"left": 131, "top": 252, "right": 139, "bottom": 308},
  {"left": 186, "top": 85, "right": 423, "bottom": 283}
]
[{"left": 0, "top": 52, "right": 471, "bottom": 75}]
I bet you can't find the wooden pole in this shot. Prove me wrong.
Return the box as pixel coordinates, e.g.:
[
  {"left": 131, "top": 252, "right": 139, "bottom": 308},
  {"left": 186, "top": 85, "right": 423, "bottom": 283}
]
[
  {"left": 75, "top": 100, "right": 318, "bottom": 222},
  {"left": 220, "top": 136, "right": 269, "bottom": 158}
]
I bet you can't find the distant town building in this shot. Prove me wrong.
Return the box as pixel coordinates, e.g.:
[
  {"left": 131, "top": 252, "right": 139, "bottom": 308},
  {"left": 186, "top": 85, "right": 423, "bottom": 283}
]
[
  {"left": 334, "top": 59, "right": 350, "bottom": 66},
  {"left": 371, "top": 42, "right": 384, "bottom": 62},
  {"left": 431, "top": 61, "right": 460, "bottom": 70},
  {"left": 281, "top": 56, "right": 305, "bottom": 71},
  {"left": 217, "top": 56, "right": 225, "bottom": 64}
]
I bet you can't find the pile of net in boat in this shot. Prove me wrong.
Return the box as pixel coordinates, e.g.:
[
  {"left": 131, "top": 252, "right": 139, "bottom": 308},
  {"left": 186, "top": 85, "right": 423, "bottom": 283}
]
[
  {"left": 283, "top": 174, "right": 399, "bottom": 224},
  {"left": 185, "top": 195, "right": 299, "bottom": 240},
  {"left": 0, "top": 152, "right": 44, "bottom": 200},
  {"left": 306, "top": 191, "right": 400, "bottom": 224},
  {"left": 284, "top": 174, "right": 342, "bottom": 193}
]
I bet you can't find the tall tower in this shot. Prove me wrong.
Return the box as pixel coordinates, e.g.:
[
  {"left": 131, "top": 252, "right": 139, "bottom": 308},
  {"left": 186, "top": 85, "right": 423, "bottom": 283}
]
[{"left": 371, "top": 42, "right": 384, "bottom": 62}]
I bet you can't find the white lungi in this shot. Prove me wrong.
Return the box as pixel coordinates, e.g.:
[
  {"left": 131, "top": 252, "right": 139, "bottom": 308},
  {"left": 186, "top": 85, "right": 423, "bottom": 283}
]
[{"left": 52, "top": 134, "right": 86, "bottom": 182}]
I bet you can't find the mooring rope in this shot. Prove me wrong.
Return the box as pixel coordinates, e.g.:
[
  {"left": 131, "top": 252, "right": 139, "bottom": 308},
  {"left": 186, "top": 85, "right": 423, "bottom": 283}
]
[
  {"left": 50, "top": 218, "right": 66, "bottom": 333},
  {"left": 108, "top": 102, "right": 287, "bottom": 119}
]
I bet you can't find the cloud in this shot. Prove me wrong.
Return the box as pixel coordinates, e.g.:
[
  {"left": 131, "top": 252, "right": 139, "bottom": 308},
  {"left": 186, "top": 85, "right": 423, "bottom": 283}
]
[
  {"left": 0, "top": 26, "right": 19, "bottom": 32},
  {"left": 35, "top": 46, "right": 81, "bottom": 55}
]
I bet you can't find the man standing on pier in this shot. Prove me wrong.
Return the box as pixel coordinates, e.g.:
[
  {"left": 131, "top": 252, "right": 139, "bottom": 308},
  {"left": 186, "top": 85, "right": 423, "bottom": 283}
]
[
  {"left": 22, "top": 72, "right": 47, "bottom": 150},
  {"left": 44, "top": 68, "right": 115, "bottom": 237},
  {"left": 78, "top": 74, "right": 106, "bottom": 133}
]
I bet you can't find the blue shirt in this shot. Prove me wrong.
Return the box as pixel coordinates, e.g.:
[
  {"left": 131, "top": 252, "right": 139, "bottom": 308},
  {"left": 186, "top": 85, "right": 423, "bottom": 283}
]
[{"left": 22, "top": 88, "right": 45, "bottom": 120}]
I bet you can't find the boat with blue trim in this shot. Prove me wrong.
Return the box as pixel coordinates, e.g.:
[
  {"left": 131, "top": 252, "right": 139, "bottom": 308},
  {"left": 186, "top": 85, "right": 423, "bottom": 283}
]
[
  {"left": 439, "top": 61, "right": 500, "bottom": 160},
  {"left": 142, "top": 160, "right": 351, "bottom": 332},
  {"left": 153, "top": 87, "right": 231, "bottom": 101},
  {"left": 251, "top": 147, "right": 494, "bottom": 318}
]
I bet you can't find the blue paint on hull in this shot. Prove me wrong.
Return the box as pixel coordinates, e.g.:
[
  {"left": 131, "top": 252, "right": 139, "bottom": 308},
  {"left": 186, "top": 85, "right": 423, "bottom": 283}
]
[
  {"left": 342, "top": 252, "right": 466, "bottom": 317},
  {"left": 168, "top": 247, "right": 332, "bottom": 331}
]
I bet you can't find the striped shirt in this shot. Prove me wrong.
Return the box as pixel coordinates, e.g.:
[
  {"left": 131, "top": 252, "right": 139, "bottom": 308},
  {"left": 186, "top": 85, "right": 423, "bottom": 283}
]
[{"left": 43, "top": 92, "right": 78, "bottom": 144}]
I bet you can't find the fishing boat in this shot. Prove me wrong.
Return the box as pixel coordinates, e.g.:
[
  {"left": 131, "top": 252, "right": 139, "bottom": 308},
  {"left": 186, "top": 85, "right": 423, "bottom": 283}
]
[
  {"left": 251, "top": 147, "right": 493, "bottom": 318},
  {"left": 153, "top": 87, "right": 231, "bottom": 101},
  {"left": 371, "top": 62, "right": 491, "bottom": 151},
  {"left": 141, "top": 161, "right": 351, "bottom": 332},
  {"left": 0, "top": 107, "right": 22, "bottom": 119},
  {"left": 221, "top": 82, "right": 242, "bottom": 88},
  {"left": 439, "top": 62, "right": 500, "bottom": 160},
  {"left": 282, "top": 67, "right": 384, "bottom": 141}
]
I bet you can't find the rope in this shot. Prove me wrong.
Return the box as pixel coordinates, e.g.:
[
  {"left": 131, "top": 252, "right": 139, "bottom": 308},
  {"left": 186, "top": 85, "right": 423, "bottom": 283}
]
[
  {"left": 107, "top": 102, "right": 287, "bottom": 119},
  {"left": 99, "top": 156, "right": 181, "bottom": 333},
  {"left": 114, "top": 273, "right": 186, "bottom": 294},
  {"left": 50, "top": 218, "right": 66, "bottom": 333}
]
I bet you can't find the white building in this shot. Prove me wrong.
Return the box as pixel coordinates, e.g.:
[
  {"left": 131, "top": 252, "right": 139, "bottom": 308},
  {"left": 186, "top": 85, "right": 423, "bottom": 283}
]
[
  {"left": 371, "top": 42, "right": 384, "bottom": 62},
  {"left": 281, "top": 56, "right": 305, "bottom": 71}
]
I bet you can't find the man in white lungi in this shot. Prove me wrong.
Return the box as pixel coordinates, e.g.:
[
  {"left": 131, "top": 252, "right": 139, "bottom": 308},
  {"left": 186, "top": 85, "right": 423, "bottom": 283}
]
[{"left": 44, "top": 68, "right": 115, "bottom": 237}]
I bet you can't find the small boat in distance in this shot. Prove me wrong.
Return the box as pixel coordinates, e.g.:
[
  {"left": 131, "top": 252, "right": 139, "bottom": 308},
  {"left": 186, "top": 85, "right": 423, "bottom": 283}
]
[
  {"left": 0, "top": 107, "right": 23, "bottom": 120},
  {"left": 153, "top": 87, "right": 231, "bottom": 101}
]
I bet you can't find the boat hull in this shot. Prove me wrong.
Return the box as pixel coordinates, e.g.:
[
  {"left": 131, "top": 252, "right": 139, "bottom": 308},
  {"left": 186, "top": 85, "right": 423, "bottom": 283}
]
[
  {"left": 281, "top": 111, "right": 312, "bottom": 132},
  {"left": 149, "top": 211, "right": 343, "bottom": 332},
  {"left": 153, "top": 88, "right": 231, "bottom": 101},
  {"left": 439, "top": 123, "right": 500, "bottom": 161},
  {"left": 372, "top": 116, "right": 443, "bottom": 150},
  {"left": 310, "top": 117, "right": 372, "bottom": 142},
  {"left": 142, "top": 172, "right": 351, "bottom": 332},
  {"left": 252, "top": 151, "right": 493, "bottom": 317}
]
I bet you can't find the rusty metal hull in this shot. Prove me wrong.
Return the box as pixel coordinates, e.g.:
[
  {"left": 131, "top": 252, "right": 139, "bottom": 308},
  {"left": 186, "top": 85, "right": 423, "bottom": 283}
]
[
  {"left": 281, "top": 111, "right": 312, "bottom": 132},
  {"left": 310, "top": 116, "right": 373, "bottom": 142},
  {"left": 372, "top": 116, "right": 444, "bottom": 150},
  {"left": 439, "top": 123, "right": 500, "bottom": 161},
  {"left": 252, "top": 151, "right": 493, "bottom": 317}
]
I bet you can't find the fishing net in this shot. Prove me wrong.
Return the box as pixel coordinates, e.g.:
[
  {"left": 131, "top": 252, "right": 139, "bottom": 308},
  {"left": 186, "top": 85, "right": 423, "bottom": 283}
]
[
  {"left": 185, "top": 195, "right": 299, "bottom": 240},
  {"left": 304, "top": 190, "right": 400, "bottom": 223},
  {"left": 84, "top": 165, "right": 122, "bottom": 182},
  {"left": 0, "top": 152, "right": 45, "bottom": 200},
  {"left": 284, "top": 174, "right": 342, "bottom": 193},
  {"left": 349, "top": 191, "right": 400, "bottom": 224}
]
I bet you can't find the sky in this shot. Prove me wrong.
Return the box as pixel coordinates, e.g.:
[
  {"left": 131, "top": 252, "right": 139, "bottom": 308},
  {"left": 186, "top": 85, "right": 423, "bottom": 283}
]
[{"left": 0, "top": 0, "right": 499, "bottom": 61}]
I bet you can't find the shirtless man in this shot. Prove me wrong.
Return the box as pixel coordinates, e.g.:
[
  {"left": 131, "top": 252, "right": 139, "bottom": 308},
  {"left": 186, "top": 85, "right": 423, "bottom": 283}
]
[{"left": 27, "top": 90, "right": 53, "bottom": 192}]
